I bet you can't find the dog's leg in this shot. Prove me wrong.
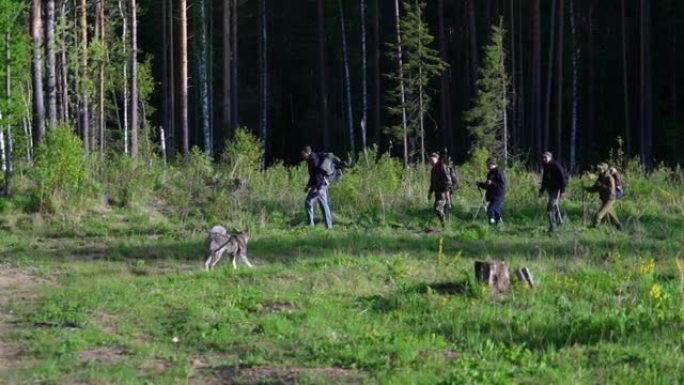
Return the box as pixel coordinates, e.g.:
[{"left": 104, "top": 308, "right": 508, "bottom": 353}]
[
  {"left": 232, "top": 252, "right": 238, "bottom": 270},
  {"left": 204, "top": 255, "right": 213, "bottom": 271},
  {"left": 240, "top": 251, "right": 254, "bottom": 268},
  {"left": 210, "top": 249, "right": 225, "bottom": 270}
]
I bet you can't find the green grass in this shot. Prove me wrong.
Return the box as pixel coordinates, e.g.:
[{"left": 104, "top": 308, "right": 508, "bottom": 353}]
[
  {"left": 1, "top": 205, "right": 683, "bottom": 384},
  {"left": 1, "top": 142, "right": 683, "bottom": 383}
]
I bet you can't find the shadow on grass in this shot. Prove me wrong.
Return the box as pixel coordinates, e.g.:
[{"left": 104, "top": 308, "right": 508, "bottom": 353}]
[{"left": 0, "top": 225, "right": 677, "bottom": 267}]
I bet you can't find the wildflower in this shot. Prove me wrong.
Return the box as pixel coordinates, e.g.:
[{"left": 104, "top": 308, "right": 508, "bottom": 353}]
[{"left": 638, "top": 258, "right": 655, "bottom": 277}]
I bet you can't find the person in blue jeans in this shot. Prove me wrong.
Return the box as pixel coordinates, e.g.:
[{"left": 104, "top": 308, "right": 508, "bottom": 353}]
[
  {"left": 301, "top": 146, "right": 332, "bottom": 229},
  {"left": 477, "top": 157, "right": 506, "bottom": 225}
]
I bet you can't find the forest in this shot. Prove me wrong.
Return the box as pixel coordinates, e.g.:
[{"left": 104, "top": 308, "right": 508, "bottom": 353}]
[
  {"left": 0, "top": 0, "right": 681, "bottom": 170},
  {"left": 2, "top": 1, "right": 684, "bottom": 384}
]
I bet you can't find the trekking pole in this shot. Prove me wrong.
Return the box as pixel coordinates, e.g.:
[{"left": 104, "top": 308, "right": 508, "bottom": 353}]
[{"left": 472, "top": 184, "right": 487, "bottom": 221}]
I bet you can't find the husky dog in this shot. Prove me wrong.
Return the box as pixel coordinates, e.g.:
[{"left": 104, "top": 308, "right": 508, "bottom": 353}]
[{"left": 204, "top": 226, "right": 253, "bottom": 270}]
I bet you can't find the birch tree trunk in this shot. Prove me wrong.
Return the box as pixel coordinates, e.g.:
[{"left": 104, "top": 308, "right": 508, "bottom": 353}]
[
  {"left": 46, "top": 0, "right": 57, "bottom": 128},
  {"left": 31, "top": 0, "right": 46, "bottom": 148},
  {"left": 179, "top": 0, "right": 189, "bottom": 154},
  {"left": 394, "top": 0, "right": 408, "bottom": 167},
  {"left": 97, "top": 0, "right": 106, "bottom": 151},
  {"left": 118, "top": 0, "right": 129, "bottom": 154},
  {"left": 59, "top": 2, "right": 69, "bottom": 122},
  {"left": 4, "top": 30, "right": 11, "bottom": 196},
  {"left": 417, "top": 0, "right": 425, "bottom": 163},
  {"left": 339, "top": 0, "right": 355, "bottom": 164},
  {"left": 130, "top": 0, "right": 138, "bottom": 157},
  {"left": 199, "top": 0, "right": 211, "bottom": 155},
  {"left": 372, "top": 0, "right": 381, "bottom": 148},
  {"left": 79, "top": 0, "right": 89, "bottom": 151},
  {"left": 317, "top": 0, "right": 329, "bottom": 149}
]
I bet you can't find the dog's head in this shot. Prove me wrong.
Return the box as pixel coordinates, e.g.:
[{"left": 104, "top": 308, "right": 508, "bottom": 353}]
[{"left": 209, "top": 225, "right": 228, "bottom": 236}]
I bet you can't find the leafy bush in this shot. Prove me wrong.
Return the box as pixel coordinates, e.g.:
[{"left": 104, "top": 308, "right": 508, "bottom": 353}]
[{"left": 32, "top": 126, "right": 87, "bottom": 209}]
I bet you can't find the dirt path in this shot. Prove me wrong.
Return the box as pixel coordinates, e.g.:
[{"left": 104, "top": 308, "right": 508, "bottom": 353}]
[{"left": 0, "top": 264, "right": 43, "bottom": 375}]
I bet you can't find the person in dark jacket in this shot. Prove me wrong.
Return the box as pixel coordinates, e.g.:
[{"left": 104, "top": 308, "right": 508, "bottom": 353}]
[
  {"left": 585, "top": 163, "right": 622, "bottom": 230},
  {"left": 301, "top": 145, "right": 332, "bottom": 229},
  {"left": 539, "top": 151, "right": 568, "bottom": 231},
  {"left": 477, "top": 157, "right": 506, "bottom": 225},
  {"left": 428, "top": 153, "right": 453, "bottom": 226}
]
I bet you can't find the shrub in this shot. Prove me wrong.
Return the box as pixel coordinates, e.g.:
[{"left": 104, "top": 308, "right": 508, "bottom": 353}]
[{"left": 32, "top": 126, "right": 87, "bottom": 209}]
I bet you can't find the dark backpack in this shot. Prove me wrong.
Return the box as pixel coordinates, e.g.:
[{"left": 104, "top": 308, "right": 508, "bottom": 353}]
[{"left": 318, "top": 152, "right": 341, "bottom": 184}]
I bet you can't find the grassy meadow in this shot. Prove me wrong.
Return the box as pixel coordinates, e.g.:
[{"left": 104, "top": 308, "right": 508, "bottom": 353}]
[{"left": 1, "top": 133, "right": 683, "bottom": 384}]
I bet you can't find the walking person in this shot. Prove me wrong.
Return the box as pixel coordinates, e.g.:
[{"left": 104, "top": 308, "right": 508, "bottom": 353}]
[
  {"left": 585, "top": 163, "right": 622, "bottom": 230},
  {"left": 302, "top": 146, "right": 333, "bottom": 229},
  {"left": 427, "top": 153, "right": 453, "bottom": 227},
  {"left": 539, "top": 151, "right": 568, "bottom": 231},
  {"left": 477, "top": 157, "right": 506, "bottom": 225}
]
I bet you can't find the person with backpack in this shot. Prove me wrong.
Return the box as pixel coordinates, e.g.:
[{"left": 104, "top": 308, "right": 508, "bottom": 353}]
[
  {"left": 477, "top": 157, "right": 506, "bottom": 226},
  {"left": 585, "top": 163, "right": 622, "bottom": 230},
  {"left": 301, "top": 145, "right": 333, "bottom": 229},
  {"left": 539, "top": 151, "right": 568, "bottom": 232},
  {"left": 609, "top": 167, "right": 624, "bottom": 199},
  {"left": 428, "top": 153, "right": 453, "bottom": 227}
]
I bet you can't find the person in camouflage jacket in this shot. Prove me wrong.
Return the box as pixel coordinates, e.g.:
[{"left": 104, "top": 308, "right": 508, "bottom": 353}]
[
  {"left": 428, "top": 153, "right": 453, "bottom": 226},
  {"left": 585, "top": 163, "right": 622, "bottom": 230}
]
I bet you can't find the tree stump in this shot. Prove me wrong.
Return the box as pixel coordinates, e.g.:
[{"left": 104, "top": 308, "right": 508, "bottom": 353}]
[{"left": 474, "top": 260, "right": 511, "bottom": 294}]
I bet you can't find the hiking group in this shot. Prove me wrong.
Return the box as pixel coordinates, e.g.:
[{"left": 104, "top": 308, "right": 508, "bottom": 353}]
[{"left": 301, "top": 145, "right": 624, "bottom": 232}]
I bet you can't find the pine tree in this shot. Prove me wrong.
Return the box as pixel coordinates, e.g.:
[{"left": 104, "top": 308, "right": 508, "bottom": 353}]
[
  {"left": 385, "top": 0, "right": 446, "bottom": 164},
  {"left": 464, "top": 20, "right": 510, "bottom": 164}
]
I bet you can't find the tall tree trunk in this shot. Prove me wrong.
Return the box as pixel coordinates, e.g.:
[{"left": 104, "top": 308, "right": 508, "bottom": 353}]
[
  {"left": 46, "top": 0, "right": 57, "bottom": 128},
  {"left": 372, "top": 0, "right": 381, "bottom": 148},
  {"left": 31, "top": 0, "right": 46, "bottom": 148},
  {"left": 222, "top": 0, "right": 232, "bottom": 136},
  {"left": 509, "top": 0, "right": 517, "bottom": 153},
  {"left": 554, "top": 0, "right": 564, "bottom": 160},
  {"left": 339, "top": 0, "right": 355, "bottom": 163},
  {"left": 586, "top": 4, "right": 595, "bottom": 163},
  {"left": 394, "top": 0, "right": 408, "bottom": 167},
  {"left": 317, "top": 0, "right": 329, "bottom": 149},
  {"left": 515, "top": 0, "right": 525, "bottom": 153},
  {"left": 4, "top": 29, "right": 12, "bottom": 196},
  {"left": 543, "top": 0, "right": 557, "bottom": 153},
  {"left": 417, "top": 0, "right": 425, "bottom": 163},
  {"left": 118, "top": 0, "right": 129, "bottom": 154},
  {"left": 620, "top": 0, "right": 631, "bottom": 159},
  {"left": 569, "top": 0, "right": 578, "bottom": 171},
  {"left": 169, "top": 0, "right": 175, "bottom": 152},
  {"left": 58, "top": 2, "right": 69, "bottom": 123},
  {"left": 258, "top": 0, "right": 268, "bottom": 167},
  {"left": 438, "top": 0, "right": 452, "bottom": 156},
  {"left": 360, "top": 0, "right": 368, "bottom": 164},
  {"left": 466, "top": 0, "right": 478, "bottom": 97},
  {"left": 673, "top": 36, "right": 678, "bottom": 122},
  {"left": 231, "top": 0, "right": 239, "bottom": 125},
  {"left": 179, "top": 0, "right": 189, "bottom": 154},
  {"left": 161, "top": 0, "right": 170, "bottom": 151},
  {"left": 639, "top": 0, "right": 653, "bottom": 166},
  {"left": 532, "top": 0, "right": 542, "bottom": 158},
  {"left": 97, "top": 0, "right": 106, "bottom": 151},
  {"left": 198, "top": 0, "right": 211, "bottom": 155},
  {"left": 130, "top": 0, "right": 138, "bottom": 157},
  {"left": 79, "top": 0, "right": 89, "bottom": 152}
]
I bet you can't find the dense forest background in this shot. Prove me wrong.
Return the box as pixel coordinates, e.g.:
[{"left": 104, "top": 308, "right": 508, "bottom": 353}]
[{"left": 4, "top": 0, "right": 684, "bottom": 172}]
